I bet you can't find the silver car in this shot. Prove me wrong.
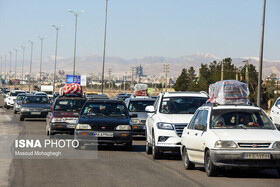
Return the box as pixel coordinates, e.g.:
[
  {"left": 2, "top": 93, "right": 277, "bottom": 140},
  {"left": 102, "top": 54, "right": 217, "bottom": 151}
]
[{"left": 13, "top": 93, "right": 27, "bottom": 114}]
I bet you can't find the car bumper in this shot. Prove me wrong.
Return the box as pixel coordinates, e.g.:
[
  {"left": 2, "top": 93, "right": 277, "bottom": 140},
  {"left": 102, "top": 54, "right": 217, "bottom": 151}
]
[
  {"left": 132, "top": 124, "right": 145, "bottom": 135},
  {"left": 75, "top": 130, "right": 132, "bottom": 144},
  {"left": 20, "top": 111, "right": 49, "bottom": 118},
  {"left": 50, "top": 123, "right": 76, "bottom": 134},
  {"left": 210, "top": 149, "right": 280, "bottom": 168},
  {"left": 155, "top": 129, "right": 181, "bottom": 151}
]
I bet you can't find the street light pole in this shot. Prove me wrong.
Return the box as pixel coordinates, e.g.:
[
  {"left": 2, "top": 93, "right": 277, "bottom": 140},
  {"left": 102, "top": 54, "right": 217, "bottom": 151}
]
[
  {"left": 13, "top": 48, "right": 18, "bottom": 88},
  {"left": 68, "top": 9, "right": 85, "bottom": 83},
  {"left": 4, "top": 55, "right": 7, "bottom": 87},
  {"left": 51, "top": 24, "right": 63, "bottom": 94},
  {"left": 28, "top": 40, "right": 34, "bottom": 92},
  {"left": 37, "top": 36, "right": 47, "bottom": 84},
  {"left": 257, "top": 0, "right": 266, "bottom": 106},
  {"left": 20, "top": 46, "right": 26, "bottom": 90},
  {"left": 101, "top": 0, "right": 109, "bottom": 94},
  {"left": 8, "top": 51, "right": 12, "bottom": 88}
]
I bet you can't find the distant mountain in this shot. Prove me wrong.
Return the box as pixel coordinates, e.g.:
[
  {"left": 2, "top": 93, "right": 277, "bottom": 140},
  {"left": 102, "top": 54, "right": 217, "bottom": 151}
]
[{"left": 28, "top": 53, "right": 280, "bottom": 78}]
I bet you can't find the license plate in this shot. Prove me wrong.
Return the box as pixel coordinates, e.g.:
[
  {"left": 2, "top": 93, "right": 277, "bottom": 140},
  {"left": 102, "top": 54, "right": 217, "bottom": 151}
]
[
  {"left": 243, "top": 153, "right": 271, "bottom": 159},
  {"left": 93, "top": 132, "right": 113, "bottom": 137},
  {"left": 67, "top": 125, "right": 75, "bottom": 128},
  {"left": 65, "top": 119, "right": 77, "bottom": 123},
  {"left": 31, "top": 112, "right": 41, "bottom": 115}
]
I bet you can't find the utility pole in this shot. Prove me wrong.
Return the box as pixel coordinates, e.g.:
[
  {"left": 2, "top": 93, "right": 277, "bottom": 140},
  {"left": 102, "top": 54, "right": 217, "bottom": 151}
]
[
  {"left": 221, "top": 60, "right": 224, "bottom": 81},
  {"left": 130, "top": 67, "right": 135, "bottom": 92},
  {"left": 13, "top": 48, "right": 18, "bottom": 89},
  {"left": 28, "top": 40, "right": 34, "bottom": 92},
  {"left": 257, "top": 0, "right": 266, "bottom": 106},
  {"left": 163, "top": 64, "right": 169, "bottom": 92},
  {"left": 37, "top": 36, "right": 46, "bottom": 84},
  {"left": 8, "top": 51, "right": 12, "bottom": 88},
  {"left": 108, "top": 68, "right": 112, "bottom": 91},
  {"left": 20, "top": 46, "right": 26, "bottom": 90},
  {"left": 4, "top": 55, "right": 7, "bottom": 88}
]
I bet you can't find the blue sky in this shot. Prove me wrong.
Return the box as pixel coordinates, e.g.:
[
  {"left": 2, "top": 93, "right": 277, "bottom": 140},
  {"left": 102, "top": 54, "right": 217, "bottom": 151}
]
[{"left": 0, "top": 0, "right": 279, "bottom": 62}]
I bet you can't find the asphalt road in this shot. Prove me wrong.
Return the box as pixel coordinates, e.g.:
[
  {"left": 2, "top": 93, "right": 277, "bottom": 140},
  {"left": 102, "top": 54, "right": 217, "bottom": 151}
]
[{"left": 1, "top": 98, "right": 280, "bottom": 187}]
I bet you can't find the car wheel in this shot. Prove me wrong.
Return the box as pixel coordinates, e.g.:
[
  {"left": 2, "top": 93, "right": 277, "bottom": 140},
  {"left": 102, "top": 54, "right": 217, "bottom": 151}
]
[
  {"left": 20, "top": 116, "right": 24, "bottom": 121},
  {"left": 204, "top": 150, "right": 218, "bottom": 177},
  {"left": 182, "top": 147, "right": 195, "bottom": 170},
  {"left": 152, "top": 132, "right": 162, "bottom": 159},
  {"left": 125, "top": 141, "right": 133, "bottom": 151},
  {"left": 146, "top": 141, "right": 152, "bottom": 155},
  {"left": 14, "top": 110, "right": 17, "bottom": 114}
]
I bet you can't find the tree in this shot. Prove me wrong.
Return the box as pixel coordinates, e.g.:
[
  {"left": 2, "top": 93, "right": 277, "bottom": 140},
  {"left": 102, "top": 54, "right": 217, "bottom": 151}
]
[
  {"left": 187, "top": 66, "right": 197, "bottom": 91},
  {"left": 174, "top": 68, "right": 188, "bottom": 91}
]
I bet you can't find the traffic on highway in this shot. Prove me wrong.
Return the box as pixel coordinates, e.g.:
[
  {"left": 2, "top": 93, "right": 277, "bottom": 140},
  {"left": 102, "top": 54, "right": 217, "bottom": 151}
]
[{"left": 1, "top": 80, "right": 280, "bottom": 186}]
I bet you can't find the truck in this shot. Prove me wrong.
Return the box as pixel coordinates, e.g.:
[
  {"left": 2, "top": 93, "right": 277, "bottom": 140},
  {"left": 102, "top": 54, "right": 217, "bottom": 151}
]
[{"left": 40, "top": 85, "right": 53, "bottom": 100}]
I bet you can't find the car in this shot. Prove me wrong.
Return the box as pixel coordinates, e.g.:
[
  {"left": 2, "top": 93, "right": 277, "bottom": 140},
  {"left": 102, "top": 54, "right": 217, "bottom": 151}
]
[
  {"left": 85, "top": 92, "right": 109, "bottom": 100},
  {"left": 270, "top": 97, "right": 280, "bottom": 129},
  {"left": 19, "top": 95, "right": 52, "bottom": 121},
  {"left": 46, "top": 94, "right": 86, "bottom": 136},
  {"left": 2, "top": 89, "right": 10, "bottom": 98},
  {"left": 145, "top": 92, "right": 208, "bottom": 159},
  {"left": 74, "top": 99, "right": 134, "bottom": 150},
  {"left": 4, "top": 90, "right": 26, "bottom": 109},
  {"left": 13, "top": 93, "right": 27, "bottom": 114},
  {"left": 114, "top": 93, "right": 132, "bottom": 101},
  {"left": 33, "top": 91, "right": 48, "bottom": 96},
  {"left": 181, "top": 103, "right": 280, "bottom": 177},
  {"left": 124, "top": 97, "right": 156, "bottom": 136}
]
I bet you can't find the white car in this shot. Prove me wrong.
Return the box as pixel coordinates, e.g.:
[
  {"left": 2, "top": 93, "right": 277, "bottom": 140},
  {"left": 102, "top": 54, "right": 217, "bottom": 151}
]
[
  {"left": 181, "top": 103, "right": 280, "bottom": 177},
  {"left": 4, "top": 90, "right": 26, "bottom": 109},
  {"left": 270, "top": 97, "right": 280, "bottom": 127},
  {"left": 145, "top": 92, "right": 208, "bottom": 159}
]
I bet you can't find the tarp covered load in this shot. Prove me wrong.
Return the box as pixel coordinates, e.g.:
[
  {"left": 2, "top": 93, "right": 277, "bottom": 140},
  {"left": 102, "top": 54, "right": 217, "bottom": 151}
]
[
  {"left": 133, "top": 84, "right": 148, "bottom": 96},
  {"left": 207, "top": 80, "right": 249, "bottom": 104},
  {"left": 59, "top": 83, "right": 83, "bottom": 96}
]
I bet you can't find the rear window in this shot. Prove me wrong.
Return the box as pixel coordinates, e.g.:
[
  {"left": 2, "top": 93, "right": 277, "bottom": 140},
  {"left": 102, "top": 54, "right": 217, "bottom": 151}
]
[
  {"left": 54, "top": 99, "right": 86, "bottom": 112},
  {"left": 81, "top": 102, "right": 127, "bottom": 118},
  {"left": 11, "top": 92, "right": 25, "bottom": 96},
  {"left": 128, "top": 100, "right": 155, "bottom": 112}
]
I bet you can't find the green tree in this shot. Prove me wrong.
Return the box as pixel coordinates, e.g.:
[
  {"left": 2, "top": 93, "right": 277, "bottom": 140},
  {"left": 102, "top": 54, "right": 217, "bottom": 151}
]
[
  {"left": 197, "top": 64, "right": 210, "bottom": 92},
  {"left": 187, "top": 66, "right": 197, "bottom": 91},
  {"left": 174, "top": 68, "right": 188, "bottom": 91}
]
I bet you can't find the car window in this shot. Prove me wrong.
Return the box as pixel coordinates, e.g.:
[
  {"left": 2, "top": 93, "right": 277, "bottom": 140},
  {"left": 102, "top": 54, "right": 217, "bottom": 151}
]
[
  {"left": 54, "top": 99, "right": 86, "bottom": 112},
  {"left": 23, "top": 96, "right": 50, "bottom": 104},
  {"left": 159, "top": 97, "right": 207, "bottom": 114},
  {"left": 211, "top": 109, "right": 275, "bottom": 129},
  {"left": 276, "top": 99, "right": 280, "bottom": 106},
  {"left": 199, "top": 110, "right": 209, "bottom": 128},
  {"left": 153, "top": 96, "right": 160, "bottom": 112},
  {"left": 128, "top": 100, "right": 155, "bottom": 112},
  {"left": 81, "top": 102, "right": 128, "bottom": 118},
  {"left": 188, "top": 110, "right": 203, "bottom": 129}
]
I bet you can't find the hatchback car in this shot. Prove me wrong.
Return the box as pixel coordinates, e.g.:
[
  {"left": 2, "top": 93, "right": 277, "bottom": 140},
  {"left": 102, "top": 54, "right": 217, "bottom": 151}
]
[{"left": 74, "top": 99, "right": 133, "bottom": 150}]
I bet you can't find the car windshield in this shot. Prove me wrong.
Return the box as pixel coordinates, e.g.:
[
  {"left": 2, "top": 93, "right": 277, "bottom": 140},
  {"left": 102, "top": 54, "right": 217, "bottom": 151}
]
[
  {"left": 128, "top": 100, "right": 155, "bottom": 112},
  {"left": 11, "top": 92, "right": 25, "bottom": 96},
  {"left": 23, "top": 96, "right": 50, "bottom": 104},
  {"left": 211, "top": 109, "right": 275, "bottom": 129},
  {"left": 159, "top": 97, "right": 208, "bottom": 114},
  {"left": 16, "top": 95, "right": 26, "bottom": 101},
  {"left": 81, "top": 102, "right": 127, "bottom": 118},
  {"left": 54, "top": 99, "right": 86, "bottom": 112}
]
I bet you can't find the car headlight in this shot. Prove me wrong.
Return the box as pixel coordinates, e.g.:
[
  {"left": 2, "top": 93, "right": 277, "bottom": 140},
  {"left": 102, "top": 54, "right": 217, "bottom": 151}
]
[
  {"left": 76, "top": 124, "right": 92, "bottom": 130},
  {"left": 116, "top": 125, "right": 131, "bottom": 130},
  {"left": 157, "top": 122, "right": 174, "bottom": 130},
  {"left": 272, "top": 141, "right": 280, "bottom": 149},
  {"left": 131, "top": 119, "right": 140, "bottom": 124},
  {"left": 214, "top": 141, "right": 238, "bottom": 148},
  {"left": 21, "top": 108, "right": 29, "bottom": 111},
  {"left": 52, "top": 118, "right": 65, "bottom": 123}
]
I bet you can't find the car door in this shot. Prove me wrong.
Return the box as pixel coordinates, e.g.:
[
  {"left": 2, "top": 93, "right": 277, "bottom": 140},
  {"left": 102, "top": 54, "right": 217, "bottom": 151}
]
[
  {"left": 271, "top": 99, "right": 280, "bottom": 125},
  {"left": 184, "top": 109, "right": 203, "bottom": 161},
  {"left": 146, "top": 96, "right": 160, "bottom": 143},
  {"left": 185, "top": 109, "right": 208, "bottom": 163}
]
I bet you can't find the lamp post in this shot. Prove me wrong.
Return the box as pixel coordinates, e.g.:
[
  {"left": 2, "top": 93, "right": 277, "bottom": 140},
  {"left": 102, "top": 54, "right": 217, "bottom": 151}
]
[
  {"left": 101, "top": 0, "right": 109, "bottom": 94},
  {"left": 0, "top": 56, "right": 2, "bottom": 83},
  {"left": 37, "top": 36, "right": 47, "bottom": 84},
  {"left": 68, "top": 9, "right": 85, "bottom": 83},
  {"left": 8, "top": 51, "right": 12, "bottom": 88},
  {"left": 20, "top": 45, "right": 26, "bottom": 89},
  {"left": 28, "top": 40, "right": 34, "bottom": 92},
  {"left": 4, "top": 55, "right": 7, "bottom": 87},
  {"left": 51, "top": 24, "right": 63, "bottom": 94},
  {"left": 13, "top": 48, "right": 18, "bottom": 88},
  {"left": 257, "top": 0, "right": 266, "bottom": 106}
]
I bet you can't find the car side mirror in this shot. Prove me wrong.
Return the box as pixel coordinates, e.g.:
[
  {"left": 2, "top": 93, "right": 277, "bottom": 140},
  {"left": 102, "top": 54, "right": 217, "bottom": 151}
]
[
  {"left": 275, "top": 124, "right": 280, "bottom": 131},
  {"left": 129, "top": 114, "right": 138, "bottom": 118},
  {"left": 145, "top": 105, "right": 155, "bottom": 113},
  {"left": 195, "top": 124, "right": 206, "bottom": 131}
]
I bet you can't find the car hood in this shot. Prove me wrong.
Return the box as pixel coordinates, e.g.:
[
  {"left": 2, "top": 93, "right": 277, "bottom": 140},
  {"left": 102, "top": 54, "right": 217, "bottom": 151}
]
[
  {"left": 158, "top": 114, "right": 193, "bottom": 124},
  {"left": 21, "top": 104, "right": 51, "bottom": 109},
  {"left": 78, "top": 116, "right": 130, "bottom": 126},
  {"left": 129, "top": 112, "right": 148, "bottom": 119},
  {"left": 52, "top": 111, "right": 79, "bottom": 118},
  {"left": 211, "top": 129, "right": 280, "bottom": 142}
]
